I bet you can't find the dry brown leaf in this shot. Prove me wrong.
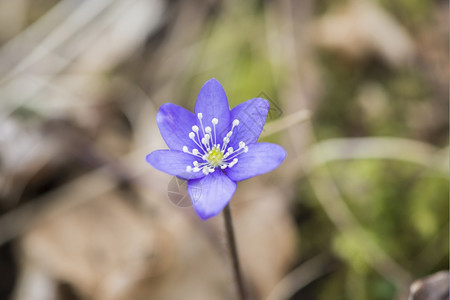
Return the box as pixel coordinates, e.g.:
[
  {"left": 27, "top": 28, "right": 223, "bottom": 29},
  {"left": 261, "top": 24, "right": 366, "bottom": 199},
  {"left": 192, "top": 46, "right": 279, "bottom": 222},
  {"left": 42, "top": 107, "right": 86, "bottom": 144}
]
[
  {"left": 409, "top": 271, "right": 449, "bottom": 300},
  {"left": 14, "top": 173, "right": 297, "bottom": 300},
  {"left": 312, "top": 0, "right": 415, "bottom": 66}
]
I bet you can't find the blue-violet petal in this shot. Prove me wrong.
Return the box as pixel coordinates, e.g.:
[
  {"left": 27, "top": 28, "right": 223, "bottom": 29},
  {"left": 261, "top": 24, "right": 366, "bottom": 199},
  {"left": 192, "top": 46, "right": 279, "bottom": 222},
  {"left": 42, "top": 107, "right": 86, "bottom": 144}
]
[
  {"left": 195, "top": 78, "right": 231, "bottom": 137},
  {"left": 224, "top": 142, "right": 286, "bottom": 182},
  {"left": 156, "top": 103, "right": 198, "bottom": 151},
  {"left": 146, "top": 150, "right": 205, "bottom": 180},
  {"left": 187, "top": 170, "right": 237, "bottom": 220},
  {"left": 229, "top": 98, "right": 269, "bottom": 149}
]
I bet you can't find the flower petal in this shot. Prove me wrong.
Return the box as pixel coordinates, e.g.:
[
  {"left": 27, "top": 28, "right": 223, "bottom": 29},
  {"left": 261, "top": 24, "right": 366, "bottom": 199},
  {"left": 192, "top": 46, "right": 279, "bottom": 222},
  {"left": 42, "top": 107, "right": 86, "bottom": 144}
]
[
  {"left": 146, "top": 150, "right": 206, "bottom": 180},
  {"left": 195, "top": 78, "right": 231, "bottom": 137},
  {"left": 187, "top": 170, "right": 237, "bottom": 220},
  {"left": 156, "top": 103, "right": 198, "bottom": 151},
  {"left": 224, "top": 142, "right": 286, "bottom": 182},
  {"left": 228, "top": 98, "right": 269, "bottom": 149}
]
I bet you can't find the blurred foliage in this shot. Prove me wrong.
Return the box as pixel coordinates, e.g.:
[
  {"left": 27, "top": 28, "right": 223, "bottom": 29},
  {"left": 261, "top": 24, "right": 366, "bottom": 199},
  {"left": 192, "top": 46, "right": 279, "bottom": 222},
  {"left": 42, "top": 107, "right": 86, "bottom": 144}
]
[
  {"left": 183, "top": 2, "right": 281, "bottom": 110},
  {"left": 295, "top": 0, "right": 447, "bottom": 298},
  {"left": 294, "top": 158, "right": 448, "bottom": 299},
  {"left": 0, "top": 0, "right": 447, "bottom": 299}
]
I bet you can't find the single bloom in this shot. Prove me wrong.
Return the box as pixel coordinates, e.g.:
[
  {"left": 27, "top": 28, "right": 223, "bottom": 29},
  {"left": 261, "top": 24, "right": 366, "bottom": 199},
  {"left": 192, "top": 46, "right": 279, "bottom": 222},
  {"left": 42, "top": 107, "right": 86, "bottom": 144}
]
[{"left": 146, "top": 78, "right": 286, "bottom": 220}]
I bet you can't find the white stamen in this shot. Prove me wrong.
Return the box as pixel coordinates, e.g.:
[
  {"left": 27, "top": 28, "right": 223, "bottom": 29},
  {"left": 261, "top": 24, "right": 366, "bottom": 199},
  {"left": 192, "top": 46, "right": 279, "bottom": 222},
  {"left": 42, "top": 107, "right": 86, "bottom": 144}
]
[
  {"left": 197, "top": 112, "right": 207, "bottom": 137},
  {"left": 228, "top": 158, "right": 238, "bottom": 168},
  {"left": 212, "top": 119, "right": 218, "bottom": 145},
  {"left": 202, "top": 134, "right": 211, "bottom": 149},
  {"left": 185, "top": 116, "right": 247, "bottom": 176}
]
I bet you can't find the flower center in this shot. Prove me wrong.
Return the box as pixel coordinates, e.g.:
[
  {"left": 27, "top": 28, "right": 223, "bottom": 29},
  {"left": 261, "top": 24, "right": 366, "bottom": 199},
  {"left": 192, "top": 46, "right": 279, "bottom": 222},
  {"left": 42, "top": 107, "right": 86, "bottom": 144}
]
[
  {"left": 182, "top": 113, "right": 248, "bottom": 176},
  {"left": 206, "top": 146, "right": 223, "bottom": 167}
]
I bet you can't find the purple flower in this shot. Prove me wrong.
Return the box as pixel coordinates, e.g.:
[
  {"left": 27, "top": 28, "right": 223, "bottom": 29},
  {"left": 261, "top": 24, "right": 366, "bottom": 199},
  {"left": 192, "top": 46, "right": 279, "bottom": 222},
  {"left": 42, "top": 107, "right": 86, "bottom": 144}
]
[{"left": 146, "top": 79, "right": 286, "bottom": 220}]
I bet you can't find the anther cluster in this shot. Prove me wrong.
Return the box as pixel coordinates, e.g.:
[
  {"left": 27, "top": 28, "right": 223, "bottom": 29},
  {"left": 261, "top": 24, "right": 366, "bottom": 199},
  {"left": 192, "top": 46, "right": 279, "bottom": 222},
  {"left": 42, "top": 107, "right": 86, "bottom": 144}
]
[{"left": 182, "top": 113, "right": 248, "bottom": 175}]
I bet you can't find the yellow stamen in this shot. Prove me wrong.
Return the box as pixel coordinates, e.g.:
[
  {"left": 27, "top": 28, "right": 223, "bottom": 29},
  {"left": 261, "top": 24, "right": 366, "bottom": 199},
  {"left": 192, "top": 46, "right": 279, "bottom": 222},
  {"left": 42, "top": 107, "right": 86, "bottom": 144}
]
[{"left": 207, "top": 146, "right": 223, "bottom": 167}]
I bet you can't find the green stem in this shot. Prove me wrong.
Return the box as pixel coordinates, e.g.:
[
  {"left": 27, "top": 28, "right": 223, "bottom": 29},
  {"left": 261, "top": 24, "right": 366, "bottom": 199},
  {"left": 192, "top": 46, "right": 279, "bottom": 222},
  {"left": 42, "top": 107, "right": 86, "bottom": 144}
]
[{"left": 223, "top": 204, "right": 246, "bottom": 300}]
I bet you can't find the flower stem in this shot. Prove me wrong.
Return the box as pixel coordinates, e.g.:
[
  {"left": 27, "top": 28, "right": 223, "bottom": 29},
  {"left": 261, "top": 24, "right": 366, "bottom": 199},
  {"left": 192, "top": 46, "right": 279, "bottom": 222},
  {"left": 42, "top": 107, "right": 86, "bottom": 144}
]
[{"left": 223, "top": 204, "right": 246, "bottom": 300}]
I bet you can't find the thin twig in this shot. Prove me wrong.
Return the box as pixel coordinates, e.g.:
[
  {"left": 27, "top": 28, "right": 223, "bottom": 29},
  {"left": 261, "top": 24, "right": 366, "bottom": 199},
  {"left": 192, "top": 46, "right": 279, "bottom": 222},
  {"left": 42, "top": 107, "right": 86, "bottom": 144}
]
[
  {"left": 302, "top": 137, "right": 448, "bottom": 175},
  {"left": 265, "top": 254, "right": 334, "bottom": 300},
  {"left": 261, "top": 109, "right": 310, "bottom": 138},
  {"left": 223, "top": 205, "right": 246, "bottom": 300}
]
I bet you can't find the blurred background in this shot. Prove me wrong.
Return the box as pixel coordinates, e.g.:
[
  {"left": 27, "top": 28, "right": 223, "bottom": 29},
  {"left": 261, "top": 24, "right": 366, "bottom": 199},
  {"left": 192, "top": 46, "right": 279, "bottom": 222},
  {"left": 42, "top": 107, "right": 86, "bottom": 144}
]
[{"left": 0, "top": 0, "right": 448, "bottom": 299}]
